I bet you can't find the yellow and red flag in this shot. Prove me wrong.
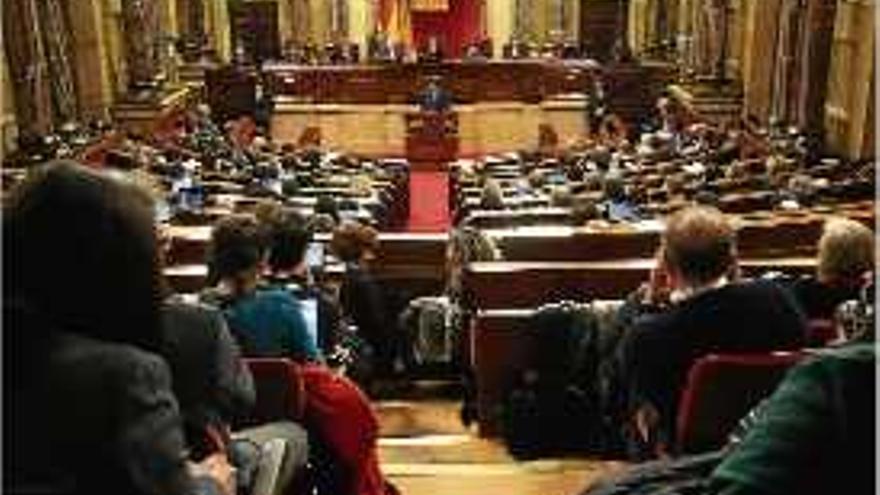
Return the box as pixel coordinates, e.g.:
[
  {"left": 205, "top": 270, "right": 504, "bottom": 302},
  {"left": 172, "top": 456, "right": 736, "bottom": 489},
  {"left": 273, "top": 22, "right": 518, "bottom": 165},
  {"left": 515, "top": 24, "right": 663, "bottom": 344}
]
[{"left": 378, "top": 0, "right": 413, "bottom": 46}]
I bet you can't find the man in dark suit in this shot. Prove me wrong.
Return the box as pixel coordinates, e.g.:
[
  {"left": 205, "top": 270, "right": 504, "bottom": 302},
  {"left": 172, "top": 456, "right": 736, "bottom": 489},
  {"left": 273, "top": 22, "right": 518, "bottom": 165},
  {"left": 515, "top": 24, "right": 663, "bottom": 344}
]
[
  {"left": 418, "top": 78, "right": 452, "bottom": 113},
  {"left": 619, "top": 206, "right": 806, "bottom": 457}
]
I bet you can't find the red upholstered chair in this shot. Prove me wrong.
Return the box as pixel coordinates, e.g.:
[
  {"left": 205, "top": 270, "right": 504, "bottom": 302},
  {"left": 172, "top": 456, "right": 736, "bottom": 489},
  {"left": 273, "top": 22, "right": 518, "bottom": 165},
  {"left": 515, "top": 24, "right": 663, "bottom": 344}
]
[
  {"left": 675, "top": 351, "right": 804, "bottom": 454},
  {"left": 243, "top": 358, "right": 307, "bottom": 425}
]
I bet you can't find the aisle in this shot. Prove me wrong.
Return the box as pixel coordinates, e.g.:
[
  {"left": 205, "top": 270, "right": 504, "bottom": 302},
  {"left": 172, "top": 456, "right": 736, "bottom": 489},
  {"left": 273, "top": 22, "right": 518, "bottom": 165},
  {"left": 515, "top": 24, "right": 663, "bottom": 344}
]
[
  {"left": 376, "top": 400, "right": 627, "bottom": 495},
  {"left": 407, "top": 171, "right": 450, "bottom": 232}
]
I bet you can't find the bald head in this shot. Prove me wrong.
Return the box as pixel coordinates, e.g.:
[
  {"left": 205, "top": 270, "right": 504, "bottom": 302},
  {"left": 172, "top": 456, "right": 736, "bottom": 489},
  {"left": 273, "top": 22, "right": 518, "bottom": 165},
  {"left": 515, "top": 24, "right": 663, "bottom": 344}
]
[{"left": 662, "top": 206, "right": 736, "bottom": 286}]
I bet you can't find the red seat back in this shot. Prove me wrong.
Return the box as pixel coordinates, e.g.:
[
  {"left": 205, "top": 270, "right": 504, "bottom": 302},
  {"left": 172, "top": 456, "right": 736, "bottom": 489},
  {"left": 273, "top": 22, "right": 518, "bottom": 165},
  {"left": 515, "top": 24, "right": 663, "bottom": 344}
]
[
  {"left": 243, "top": 358, "right": 306, "bottom": 425},
  {"left": 676, "top": 351, "right": 803, "bottom": 454}
]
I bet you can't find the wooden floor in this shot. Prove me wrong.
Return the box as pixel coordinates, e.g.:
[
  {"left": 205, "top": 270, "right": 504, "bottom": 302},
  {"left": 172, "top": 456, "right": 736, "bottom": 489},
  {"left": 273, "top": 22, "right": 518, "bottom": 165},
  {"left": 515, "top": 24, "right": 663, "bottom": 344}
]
[{"left": 376, "top": 400, "right": 628, "bottom": 495}]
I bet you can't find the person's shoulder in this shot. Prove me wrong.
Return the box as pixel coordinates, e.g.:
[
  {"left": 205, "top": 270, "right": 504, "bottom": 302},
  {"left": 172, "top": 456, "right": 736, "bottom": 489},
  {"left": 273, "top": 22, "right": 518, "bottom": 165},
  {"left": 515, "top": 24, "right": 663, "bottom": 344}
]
[
  {"left": 807, "top": 342, "right": 875, "bottom": 370},
  {"left": 702, "top": 279, "right": 799, "bottom": 307},
  {"left": 51, "top": 333, "right": 172, "bottom": 391},
  {"left": 163, "top": 299, "right": 226, "bottom": 329},
  {"left": 629, "top": 309, "right": 678, "bottom": 347},
  {"left": 256, "top": 286, "right": 301, "bottom": 302}
]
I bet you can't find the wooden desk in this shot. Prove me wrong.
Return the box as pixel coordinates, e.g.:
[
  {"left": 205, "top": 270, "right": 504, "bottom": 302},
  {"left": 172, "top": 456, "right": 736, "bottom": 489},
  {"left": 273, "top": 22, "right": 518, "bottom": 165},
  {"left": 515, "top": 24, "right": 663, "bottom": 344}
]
[
  {"left": 264, "top": 60, "right": 592, "bottom": 104},
  {"left": 482, "top": 210, "right": 874, "bottom": 261},
  {"left": 464, "top": 258, "right": 817, "bottom": 310},
  {"left": 213, "top": 60, "right": 672, "bottom": 125}
]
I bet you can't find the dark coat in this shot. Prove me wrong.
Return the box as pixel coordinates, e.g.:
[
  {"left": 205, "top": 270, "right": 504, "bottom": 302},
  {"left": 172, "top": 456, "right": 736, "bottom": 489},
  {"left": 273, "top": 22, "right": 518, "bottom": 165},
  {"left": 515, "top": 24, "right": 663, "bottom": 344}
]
[
  {"left": 621, "top": 280, "right": 807, "bottom": 443},
  {"left": 6, "top": 324, "right": 215, "bottom": 495}
]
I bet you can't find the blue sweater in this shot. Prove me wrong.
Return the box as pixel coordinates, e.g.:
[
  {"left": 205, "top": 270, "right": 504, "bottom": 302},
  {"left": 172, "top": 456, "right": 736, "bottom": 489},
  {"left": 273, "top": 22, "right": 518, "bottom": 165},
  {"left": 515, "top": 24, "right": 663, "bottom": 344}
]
[{"left": 223, "top": 288, "right": 319, "bottom": 361}]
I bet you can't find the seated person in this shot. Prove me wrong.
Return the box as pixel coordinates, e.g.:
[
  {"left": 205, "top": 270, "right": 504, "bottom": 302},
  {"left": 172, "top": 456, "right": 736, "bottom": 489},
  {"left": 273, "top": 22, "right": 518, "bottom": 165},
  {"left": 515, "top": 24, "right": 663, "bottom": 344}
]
[
  {"left": 709, "top": 342, "right": 874, "bottom": 494},
  {"left": 601, "top": 173, "right": 641, "bottom": 222},
  {"left": 331, "top": 222, "right": 393, "bottom": 376},
  {"left": 785, "top": 217, "right": 874, "bottom": 321},
  {"left": 5, "top": 161, "right": 232, "bottom": 495},
  {"left": 479, "top": 179, "right": 505, "bottom": 210},
  {"left": 203, "top": 215, "right": 320, "bottom": 362},
  {"left": 261, "top": 211, "right": 343, "bottom": 356},
  {"left": 161, "top": 299, "right": 310, "bottom": 495},
  {"left": 620, "top": 206, "right": 806, "bottom": 457},
  {"left": 418, "top": 36, "right": 444, "bottom": 63},
  {"left": 583, "top": 342, "right": 874, "bottom": 495}
]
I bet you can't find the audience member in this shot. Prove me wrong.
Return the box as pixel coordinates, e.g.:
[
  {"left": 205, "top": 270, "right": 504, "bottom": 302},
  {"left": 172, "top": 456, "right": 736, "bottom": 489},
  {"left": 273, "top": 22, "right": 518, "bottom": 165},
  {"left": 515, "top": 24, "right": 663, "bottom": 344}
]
[
  {"left": 205, "top": 215, "right": 320, "bottom": 362},
  {"left": 583, "top": 343, "right": 874, "bottom": 495},
  {"left": 619, "top": 206, "right": 806, "bottom": 457},
  {"left": 331, "top": 222, "right": 394, "bottom": 376},
  {"left": 5, "top": 161, "right": 233, "bottom": 495},
  {"left": 786, "top": 217, "right": 874, "bottom": 320},
  {"left": 480, "top": 179, "right": 505, "bottom": 210},
  {"left": 602, "top": 173, "right": 640, "bottom": 221},
  {"left": 708, "top": 342, "right": 874, "bottom": 494},
  {"left": 571, "top": 195, "right": 603, "bottom": 226},
  {"left": 161, "top": 299, "right": 310, "bottom": 495},
  {"left": 262, "top": 211, "right": 345, "bottom": 357}
]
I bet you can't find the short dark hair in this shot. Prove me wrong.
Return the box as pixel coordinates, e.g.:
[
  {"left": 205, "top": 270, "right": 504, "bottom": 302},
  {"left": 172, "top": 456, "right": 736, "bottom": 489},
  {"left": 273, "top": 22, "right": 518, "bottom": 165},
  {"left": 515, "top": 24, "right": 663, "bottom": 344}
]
[
  {"left": 267, "top": 211, "right": 311, "bottom": 271},
  {"left": 4, "top": 160, "right": 163, "bottom": 353},
  {"left": 330, "top": 222, "right": 378, "bottom": 263},
  {"left": 662, "top": 206, "right": 736, "bottom": 285},
  {"left": 571, "top": 196, "right": 601, "bottom": 225},
  {"left": 208, "top": 215, "right": 267, "bottom": 283},
  {"left": 314, "top": 194, "right": 340, "bottom": 223}
]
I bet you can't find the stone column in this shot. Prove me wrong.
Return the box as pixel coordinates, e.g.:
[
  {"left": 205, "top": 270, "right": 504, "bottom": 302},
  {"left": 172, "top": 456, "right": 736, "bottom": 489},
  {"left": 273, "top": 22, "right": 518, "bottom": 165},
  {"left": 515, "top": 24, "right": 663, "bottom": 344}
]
[
  {"left": 350, "top": 0, "right": 374, "bottom": 55},
  {"left": 486, "top": 0, "right": 514, "bottom": 57},
  {"left": 66, "top": 0, "right": 114, "bottom": 119},
  {"left": 120, "top": 0, "right": 163, "bottom": 96},
  {"left": 3, "top": 0, "right": 53, "bottom": 134},
  {"left": 1, "top": 26, "right": 18, "bottom": 158}
]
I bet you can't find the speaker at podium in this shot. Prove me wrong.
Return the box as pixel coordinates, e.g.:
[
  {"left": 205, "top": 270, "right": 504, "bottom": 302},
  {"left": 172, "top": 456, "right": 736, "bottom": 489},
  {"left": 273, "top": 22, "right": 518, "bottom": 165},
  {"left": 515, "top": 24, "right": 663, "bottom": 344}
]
[{"left": 407, "top": 78, "right": 458, "bottom": 168}]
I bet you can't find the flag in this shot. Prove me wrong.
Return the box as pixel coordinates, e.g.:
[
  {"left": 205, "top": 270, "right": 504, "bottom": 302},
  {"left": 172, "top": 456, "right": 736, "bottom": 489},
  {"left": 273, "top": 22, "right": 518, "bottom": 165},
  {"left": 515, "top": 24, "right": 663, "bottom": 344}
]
[{"left": 378, "top": 0, "right": 412, "bottom": 46}]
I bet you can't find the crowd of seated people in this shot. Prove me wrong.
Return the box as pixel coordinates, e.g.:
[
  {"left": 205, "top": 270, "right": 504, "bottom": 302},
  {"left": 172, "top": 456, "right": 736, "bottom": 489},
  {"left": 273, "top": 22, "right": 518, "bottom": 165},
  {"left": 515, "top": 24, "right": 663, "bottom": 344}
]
[
  {"left": 5, "top": 158, "right": 402, "bottom": 495},
  {"left": 5, "top": 162, "right": 237, "bottom": 495},
  {"left": 3, "top": 100, "right": 413, "bottom": 494},
  {"left": 439, "top": 98, "right": 875, "bottom": 482},
  {"left": 451, "top": 110, "right": 874, "bottom": 227}
]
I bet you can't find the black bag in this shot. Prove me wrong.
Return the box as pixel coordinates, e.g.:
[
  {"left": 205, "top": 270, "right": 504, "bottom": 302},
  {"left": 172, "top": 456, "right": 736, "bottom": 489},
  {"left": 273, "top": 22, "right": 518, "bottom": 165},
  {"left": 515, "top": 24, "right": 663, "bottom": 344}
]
[{"left": 499, "top": 301, "right": 605, "bottom": 459}]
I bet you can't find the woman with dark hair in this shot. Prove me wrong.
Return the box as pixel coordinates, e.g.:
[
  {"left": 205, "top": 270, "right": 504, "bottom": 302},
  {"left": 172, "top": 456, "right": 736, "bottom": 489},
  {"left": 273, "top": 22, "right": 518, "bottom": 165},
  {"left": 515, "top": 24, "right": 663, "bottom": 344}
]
[{"left": 4, "top": 161, "right": 233, "bottom": 495}]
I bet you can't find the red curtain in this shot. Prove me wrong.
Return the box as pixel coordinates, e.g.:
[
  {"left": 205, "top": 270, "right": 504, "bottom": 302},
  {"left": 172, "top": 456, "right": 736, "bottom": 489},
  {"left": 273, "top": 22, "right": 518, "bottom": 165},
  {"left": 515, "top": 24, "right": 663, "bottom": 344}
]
[{"left": 411, "top": 0, "right": 483, "bottom": 58}]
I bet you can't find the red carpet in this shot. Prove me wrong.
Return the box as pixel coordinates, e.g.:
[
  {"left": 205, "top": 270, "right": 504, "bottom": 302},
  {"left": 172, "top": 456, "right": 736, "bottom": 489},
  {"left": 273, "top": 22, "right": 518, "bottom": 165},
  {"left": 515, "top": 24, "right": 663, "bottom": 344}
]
[{"left": 407, "top": 171, "right": 450, "bottom": 232}]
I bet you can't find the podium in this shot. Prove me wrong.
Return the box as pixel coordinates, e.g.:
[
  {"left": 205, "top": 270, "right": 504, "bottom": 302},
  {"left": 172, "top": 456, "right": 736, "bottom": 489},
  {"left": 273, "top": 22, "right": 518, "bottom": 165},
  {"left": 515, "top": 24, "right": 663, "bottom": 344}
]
[{"left": 405, "top": 111, "right": 459, "bottom": 169}]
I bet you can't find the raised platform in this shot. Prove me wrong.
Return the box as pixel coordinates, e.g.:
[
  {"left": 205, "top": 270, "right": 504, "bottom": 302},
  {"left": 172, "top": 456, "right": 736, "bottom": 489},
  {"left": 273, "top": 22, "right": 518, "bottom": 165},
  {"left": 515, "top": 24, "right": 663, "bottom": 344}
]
[{"left": 271, "top": 98, "right": 589, "bottom": 156}]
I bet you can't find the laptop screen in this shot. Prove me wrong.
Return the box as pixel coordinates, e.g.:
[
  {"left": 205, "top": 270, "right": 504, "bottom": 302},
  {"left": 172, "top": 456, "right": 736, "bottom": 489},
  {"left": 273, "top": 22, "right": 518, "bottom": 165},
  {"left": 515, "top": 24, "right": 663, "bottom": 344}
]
[
  {"left": 299, "top": 298, "right": 319, "bottom": 350},
  {"left": 304, "top": 242, "right": 324, "bottom": 269}
]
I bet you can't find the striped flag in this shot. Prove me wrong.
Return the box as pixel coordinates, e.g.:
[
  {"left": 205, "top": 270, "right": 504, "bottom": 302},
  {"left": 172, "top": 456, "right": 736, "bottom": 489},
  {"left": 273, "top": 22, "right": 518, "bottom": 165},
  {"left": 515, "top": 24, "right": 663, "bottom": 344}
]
[{"left": 378, "top": 0, "right": 412, "bottom": 46}]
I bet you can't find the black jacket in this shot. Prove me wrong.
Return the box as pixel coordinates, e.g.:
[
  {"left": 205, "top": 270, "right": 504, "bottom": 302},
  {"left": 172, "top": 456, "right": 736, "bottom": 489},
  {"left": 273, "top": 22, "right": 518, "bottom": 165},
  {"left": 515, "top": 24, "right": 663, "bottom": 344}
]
[
  {"left": 621, "top": 280, "right": 807, "bottom": 443},
  {"left": 6, "top": 325, "right": 218, "bottom": 495},
  {"left": 161, "top": 300, "right": 256, "bottom": 450}
]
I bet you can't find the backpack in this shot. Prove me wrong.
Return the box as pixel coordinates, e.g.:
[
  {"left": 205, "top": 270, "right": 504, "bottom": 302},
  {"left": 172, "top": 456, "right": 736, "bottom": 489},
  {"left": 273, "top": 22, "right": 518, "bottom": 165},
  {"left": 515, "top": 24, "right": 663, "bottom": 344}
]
[
  {"left": 499, "top": 301, "right": 605, "bottom": 459},
  {"left": 398, "top": 296, "right": 454, "bottom": 368}
]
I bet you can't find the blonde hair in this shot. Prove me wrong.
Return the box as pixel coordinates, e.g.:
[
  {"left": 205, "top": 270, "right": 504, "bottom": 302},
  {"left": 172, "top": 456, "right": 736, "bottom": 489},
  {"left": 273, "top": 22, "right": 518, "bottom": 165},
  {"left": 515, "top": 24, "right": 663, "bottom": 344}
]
[{"left": 817, "top": 217, "right": 875, "bottom": 283}]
